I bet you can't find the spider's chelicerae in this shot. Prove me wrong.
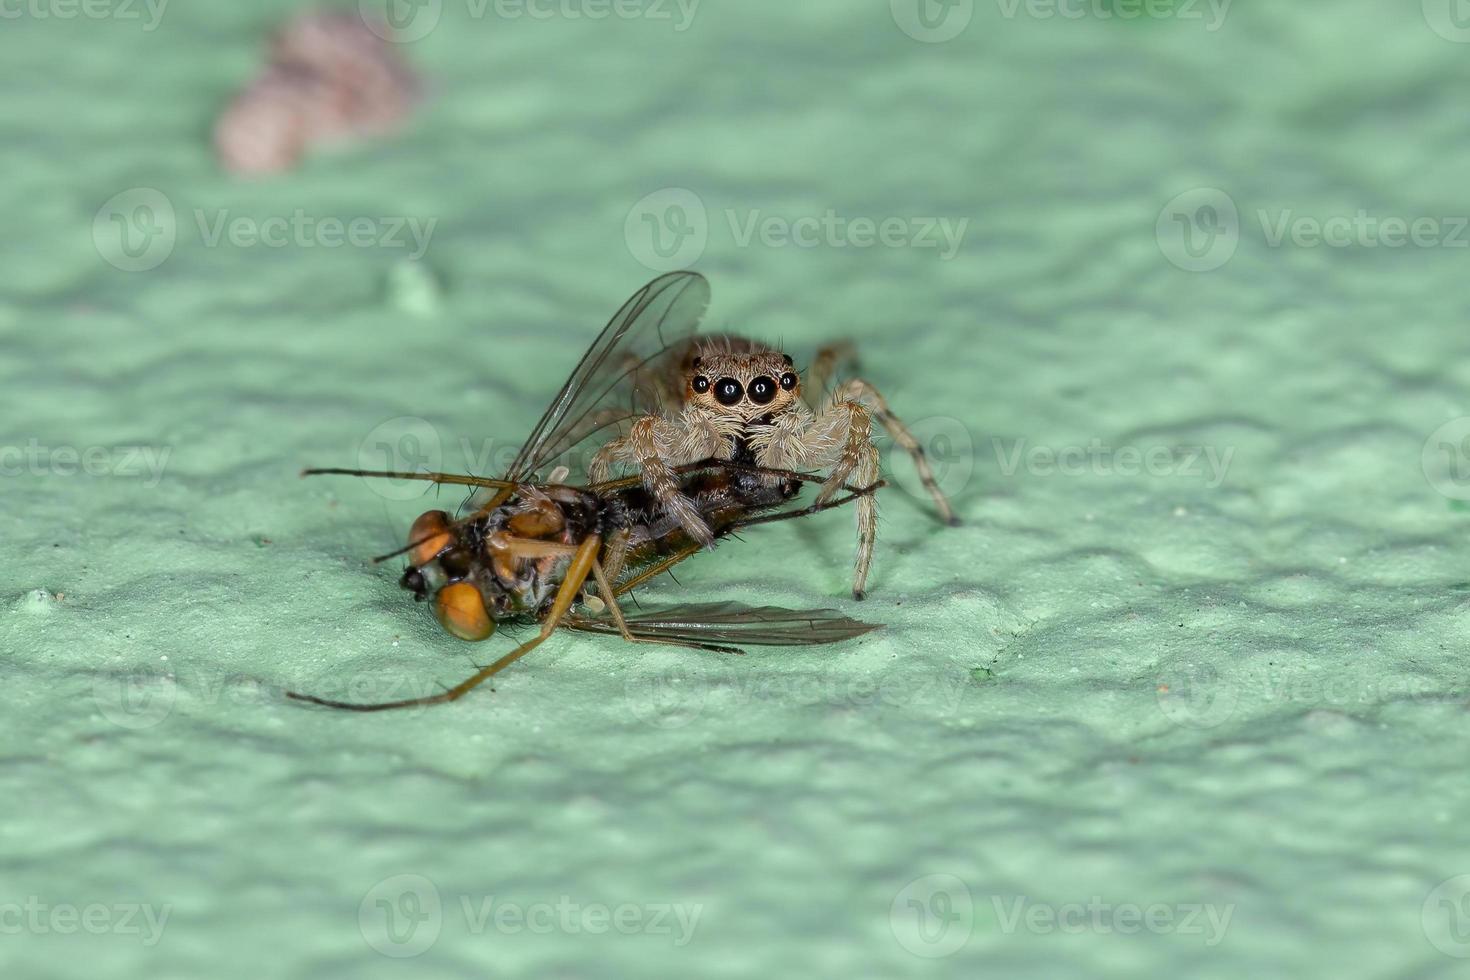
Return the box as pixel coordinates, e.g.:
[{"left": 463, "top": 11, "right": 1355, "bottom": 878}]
[{"left": 589, "top": 336, "right": 959, "bottom": 599}]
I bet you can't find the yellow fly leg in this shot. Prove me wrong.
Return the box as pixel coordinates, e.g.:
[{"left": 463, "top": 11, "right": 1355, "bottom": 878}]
[{"left": 286, "top": 534, "right": 603, "bottom": 712}]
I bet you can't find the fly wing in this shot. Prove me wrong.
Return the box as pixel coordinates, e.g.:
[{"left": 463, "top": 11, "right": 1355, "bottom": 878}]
[
  {"left": 564, "top": 602, "right": 882, "bottom": 647},
  {"left": 505, "top": 271, "right": 710, "bottom": 482}
]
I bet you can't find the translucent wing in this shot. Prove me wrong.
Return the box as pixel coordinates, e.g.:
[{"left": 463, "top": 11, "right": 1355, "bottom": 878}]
[
  {"left": 564, "top": 602, "right": 881, "bottom": 649},
  {"left": 505, "top": 271, "right": 710, "bottom": 482}
]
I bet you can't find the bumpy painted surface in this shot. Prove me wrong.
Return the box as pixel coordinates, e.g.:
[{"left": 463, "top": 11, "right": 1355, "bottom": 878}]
[{"left": 6, "top": 1, "right": 1470, "bottom": 976}]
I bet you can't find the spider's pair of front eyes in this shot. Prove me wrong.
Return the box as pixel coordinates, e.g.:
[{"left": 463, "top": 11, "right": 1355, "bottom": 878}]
[{"left": 693, "top": 372, "right": 799, "bottom": 407}]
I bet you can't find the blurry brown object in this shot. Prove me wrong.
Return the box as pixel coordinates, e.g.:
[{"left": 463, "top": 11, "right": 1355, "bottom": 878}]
[{"left": 215, "top": 10, "right": 422, "bottom": 176}]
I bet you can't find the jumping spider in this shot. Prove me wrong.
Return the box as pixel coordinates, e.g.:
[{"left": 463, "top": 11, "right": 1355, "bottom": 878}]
[{"left": 589, "top": 336, "right": 960, "bottom": 599}]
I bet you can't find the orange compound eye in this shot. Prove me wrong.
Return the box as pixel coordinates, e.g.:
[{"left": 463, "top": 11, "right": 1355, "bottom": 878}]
[
  {"left": 433, "top": 582, "right": 495, "bottom": 641},
  {"left": 408, "top": 510, "right": 454, "bottom": 567}
]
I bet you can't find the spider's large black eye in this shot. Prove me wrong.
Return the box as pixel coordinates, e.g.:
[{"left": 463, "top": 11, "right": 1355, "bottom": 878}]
[
  {"left": 691, "top": 375, "right": 711, "bottom": 394},
  {"left": 714, "top": 377, "right": 743, "bottom": 406},
  {"left": 748, "top": 376, "right": 777, "bottom": 405},
  {"left": 779, "top": 372, "right": 799, "bottom": 391}
]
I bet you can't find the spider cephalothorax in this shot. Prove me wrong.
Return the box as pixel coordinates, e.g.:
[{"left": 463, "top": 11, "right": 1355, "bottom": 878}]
[
  {"left": 590, "top": 334, "right": 958, "bottom": 599},
  {"left": 680, "top": 338, "right": 803, "bottom": 423}
]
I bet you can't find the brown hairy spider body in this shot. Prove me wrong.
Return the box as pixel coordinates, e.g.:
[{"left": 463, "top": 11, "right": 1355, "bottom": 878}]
[{"left": 590, "top": 335, "right": 959, "bottom": 599}]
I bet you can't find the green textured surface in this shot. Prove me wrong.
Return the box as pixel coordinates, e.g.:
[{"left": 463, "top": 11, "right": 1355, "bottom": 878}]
[{"left": 6, "top": 1, "right": 1470, "bottom": 976}]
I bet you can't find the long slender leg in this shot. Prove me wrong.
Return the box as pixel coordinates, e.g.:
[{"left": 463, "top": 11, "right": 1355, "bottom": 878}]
[
  {"left": 601, "top": 528, "right": 632, "bottom": 587},
  {"left": 832, "top": 378, "right": 959, "bottom": 526},
  {"left": 311, "top": 461, "right": 870, "bottom": 567},
  {"left": 489, "top": 534, "right": 578, "bottom": 560},
  {"left": 806, "top": 399, "right": 881, "bottom": 600},
  {"left": 286, "top": 535, "right": 603, "bottom": 711},
  {"left": 594, "top": 460, "right": 859, "bottom": 495},
  {"left": 585, "top": 551, "right": 744, "bottom": 651},
  {"left": 310, "top": 459, "right": 857, "bottom": 501},
  {"left": 726, "top": 482, "right": 882, "bottom": 532},
  {"left": 589, "top": 551, "right": 636, "bottom": 640},
  {"left": 844, "top": 442, "right": 880, "bottom": 601},
  {"left": 591, "top": 415, "right": 734, "bottom": 548},
  {"left": 612, "top": 542, "right": 703, "bottom": 598},
  {"left": 609, "top": 481, "right": 884, "bottom": 598},
  {"left": 302, "top": 467, "right": 519, "bottom": 491},
  {"left": 580, "top": 548, "right": 746, "bottom": 655},
  {"left": 808, "top": 341, "right": 857, "bottom": 407}
]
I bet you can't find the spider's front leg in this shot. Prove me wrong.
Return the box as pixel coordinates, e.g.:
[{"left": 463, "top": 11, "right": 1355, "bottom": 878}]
[
  {"left": 589, "top": 408, "right": 735, "bottom": 548},
  {"left": 809, "top": 398, "right": 881, "bottom": 600},
  {"left": 752, "top": 397, "right": 879, "bottom": 599}
]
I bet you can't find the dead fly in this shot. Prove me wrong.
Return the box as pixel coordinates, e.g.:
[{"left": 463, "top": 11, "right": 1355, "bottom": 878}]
[{"left": 291, "top": 271, "right": 885, "bottom": 711}]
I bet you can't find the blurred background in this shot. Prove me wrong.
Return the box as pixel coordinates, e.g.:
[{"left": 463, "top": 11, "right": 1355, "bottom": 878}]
[{"left": 6, "top": 1, "right": 1470, "bottom": 977}]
